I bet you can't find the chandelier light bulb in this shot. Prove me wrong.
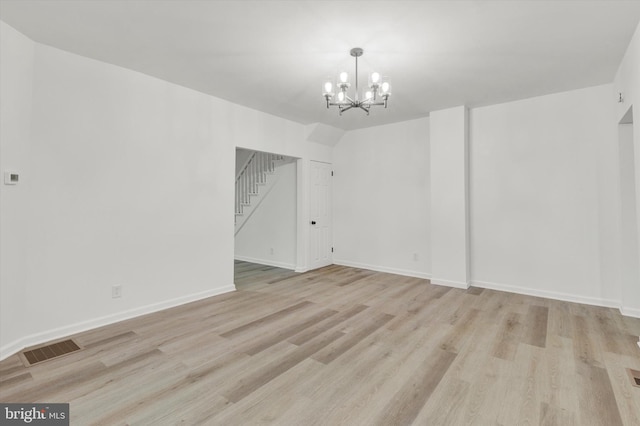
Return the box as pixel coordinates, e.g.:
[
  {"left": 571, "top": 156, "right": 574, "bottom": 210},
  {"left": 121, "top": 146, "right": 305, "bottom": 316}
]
[
  {"left": 337, "top": 91, "right": 346, "bottom": 103},
  {"left": 364, "top": 90, "right": 373, "bottom": 101},
  {"left": 370, "top": 72, "right": 381, "bottom": 85},
  {"left": 323, "top": 81, "right": 334, "bottom": 96},
  {"left": 339, "top": 72, "right": 349, "bottom": 84},
  {"left": 380, "top": 81, "right": 391, "bottom": 95}
]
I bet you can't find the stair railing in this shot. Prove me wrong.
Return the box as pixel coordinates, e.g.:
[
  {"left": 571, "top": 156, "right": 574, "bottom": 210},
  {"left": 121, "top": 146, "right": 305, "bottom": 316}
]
[{"left": 235, "top": 152, "right": 283, "bottom": 216}]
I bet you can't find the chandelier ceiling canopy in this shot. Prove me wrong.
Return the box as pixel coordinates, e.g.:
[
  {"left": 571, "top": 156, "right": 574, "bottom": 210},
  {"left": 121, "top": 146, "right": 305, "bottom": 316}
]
[{"left": 322, "top": 48, "right": 391, "bottom": 115}]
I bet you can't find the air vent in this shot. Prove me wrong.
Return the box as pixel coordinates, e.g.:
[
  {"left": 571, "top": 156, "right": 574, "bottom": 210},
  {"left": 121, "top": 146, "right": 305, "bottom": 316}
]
[
  {"left": 628, "top": 368, "right": 640, "bottom": 388},
  {"left": 20, "top": 339, "right": 81, "bottom": 366}
]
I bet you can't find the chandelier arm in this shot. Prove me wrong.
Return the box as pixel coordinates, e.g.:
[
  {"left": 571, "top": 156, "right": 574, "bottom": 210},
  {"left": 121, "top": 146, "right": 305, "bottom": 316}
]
[
  {"left": 340, "top": 105, "right": 355, "bottom": 113},
  {"left": 358, "top": 105, "right": 370, "bottom": 114},
  {"left": 329, "top": 102, "right": 357, "bottom": 107}
]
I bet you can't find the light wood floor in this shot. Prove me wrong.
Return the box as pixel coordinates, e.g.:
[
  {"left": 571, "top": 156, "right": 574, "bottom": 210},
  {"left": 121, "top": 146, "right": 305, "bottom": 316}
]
[{"left": 1, "top": 261, "right": 640, "bottom": 425}]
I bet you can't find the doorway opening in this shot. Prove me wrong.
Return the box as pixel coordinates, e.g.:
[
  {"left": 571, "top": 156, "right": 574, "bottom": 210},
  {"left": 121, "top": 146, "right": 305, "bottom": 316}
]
[{"left": 233, "top": 148, "right": 298, "bottom": 286}]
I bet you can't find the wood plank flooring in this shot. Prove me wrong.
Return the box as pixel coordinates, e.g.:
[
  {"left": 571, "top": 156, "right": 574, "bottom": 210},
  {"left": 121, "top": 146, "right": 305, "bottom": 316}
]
[{"left": 1, "top": 260, "right": 639, "bottom": 425}]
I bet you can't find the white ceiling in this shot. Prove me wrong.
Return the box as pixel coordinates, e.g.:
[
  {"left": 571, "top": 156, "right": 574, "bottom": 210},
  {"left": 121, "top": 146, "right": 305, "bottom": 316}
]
[{"left": 1, "top": 0, "right": 639, "bottom": 130}]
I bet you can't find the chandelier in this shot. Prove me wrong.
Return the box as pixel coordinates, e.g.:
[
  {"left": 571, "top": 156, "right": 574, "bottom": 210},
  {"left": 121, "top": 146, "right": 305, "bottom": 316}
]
[{"left": 322, "top": 47, "right": 391, "bottom": 115}]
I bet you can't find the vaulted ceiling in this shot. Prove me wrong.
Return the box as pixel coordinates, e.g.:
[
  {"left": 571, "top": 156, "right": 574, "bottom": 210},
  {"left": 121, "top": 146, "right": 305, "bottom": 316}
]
[{"left": 1, "top": 0, "right": 639, "bottom": 130}]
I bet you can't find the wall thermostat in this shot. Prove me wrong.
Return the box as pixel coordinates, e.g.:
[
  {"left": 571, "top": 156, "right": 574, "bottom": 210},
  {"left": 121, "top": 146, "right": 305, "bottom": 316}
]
[{"left": 4, "top": 172, "right": 19, "bottom": 185}]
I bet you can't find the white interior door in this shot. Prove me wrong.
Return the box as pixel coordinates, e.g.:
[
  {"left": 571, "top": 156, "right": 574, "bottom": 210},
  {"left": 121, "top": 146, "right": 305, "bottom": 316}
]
[{"left": 309, "top": 161, "right": 332, "bottom": 270}]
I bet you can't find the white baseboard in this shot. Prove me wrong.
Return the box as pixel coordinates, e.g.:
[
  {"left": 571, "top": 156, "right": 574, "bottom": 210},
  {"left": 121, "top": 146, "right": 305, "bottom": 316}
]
[
  {"left": 0, "top": 340, "right": 28, "bottom": 364},
  {"left": 234, "top": 255, "right": 296, "bottom": 270},
  {"left": 431, "top": 277, "right": 470, "bottom": 289},
  {"left": 331, "top": 261, "right": 637, "bottom": 318},
  {"left": 620, "top": 306, "right": 640, "bottom": 319},
  {"left": 332, "top": 259, "right": 431, "bottom": 280},
  {"left": 295, "top": 266, "right": 308, "bottom": 273},
  {"left": 0, "top": 284, "right": 236, "bottom": 361},
  {"left": 471, "top": 279, "right": 624, "bottom": 310}
]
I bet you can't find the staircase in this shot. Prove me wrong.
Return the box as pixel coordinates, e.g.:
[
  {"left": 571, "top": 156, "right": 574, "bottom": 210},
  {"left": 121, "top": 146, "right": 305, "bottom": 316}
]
[{"left": 235, "top": 151, "right": 285, "bottom": 235}]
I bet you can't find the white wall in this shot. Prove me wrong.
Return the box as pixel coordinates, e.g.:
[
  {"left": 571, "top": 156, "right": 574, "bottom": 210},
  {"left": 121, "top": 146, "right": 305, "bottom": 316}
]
[
  {"left": 233, "top": 107, "right": 332, "bottom": 163},
  {"left": 614, "top": 21, "right": 640, "bottom": 317},
  {"left": 0, "top": 22, "right": 330, "bottom": 359},
  {"left": 430, "top": 106, "right": 470, "bottom": 288},
  {"left": 333, "top": 118, "right": 431, "bottom": 278},
  {"left": 235, "top": 161, "right": 297, "bottom": 269},
  {"left": 14, "top": 40, "right": 237, "bottom": 356},
  {"left": 595, "top": 102, "right": 623, "bottom": 308},
  {"left": 469, "top": 85, "right": 615, "bottom": 306},
  {"left": 0, "top": 22, "right": 35, "bottom": 356}
]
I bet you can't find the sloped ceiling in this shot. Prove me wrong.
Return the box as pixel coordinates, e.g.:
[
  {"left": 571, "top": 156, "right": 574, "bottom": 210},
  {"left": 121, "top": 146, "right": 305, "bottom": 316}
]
[{"left": 1, "top": 0, "right": 639, "bottom": 130}]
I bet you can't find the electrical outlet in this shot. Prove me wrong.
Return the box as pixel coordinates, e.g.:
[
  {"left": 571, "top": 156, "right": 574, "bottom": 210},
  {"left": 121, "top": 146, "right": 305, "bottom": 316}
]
[{"left": 112, "top": 285, "right": 122, "bottom": 298}]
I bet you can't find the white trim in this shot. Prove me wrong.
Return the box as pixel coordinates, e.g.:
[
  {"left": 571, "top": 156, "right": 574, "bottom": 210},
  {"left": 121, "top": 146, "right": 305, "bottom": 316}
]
[
  {"left": 333, "top": 259, "right": 431, "bottom": 280},
  {"left": 620, "top": 306, "right": 640, "bottom": 318},
  {"left": 0, "top": 285, "right": 236, "bottom": 361},
  {"left": 296, "top": 158, "right": 308, "bottom": 276},
  {"left": 0, "top": 340, "right": 28, "bottom": 363},
  {"left": 471, "top": 279, "right": 623, "bottom": 310},
  {"left": 431, "top": 277, "right": 470, "bottom": 289},
  {"left": 234, "top": 255, "right": 296, "bottom": 271}
]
